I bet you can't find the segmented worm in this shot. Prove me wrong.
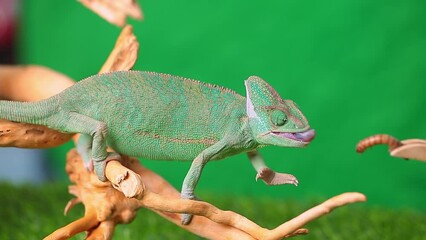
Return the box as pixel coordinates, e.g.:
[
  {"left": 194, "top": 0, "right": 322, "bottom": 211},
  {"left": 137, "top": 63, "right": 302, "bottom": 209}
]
[{"left": 356, "top": 134, "right": 402, "bottom": 153}]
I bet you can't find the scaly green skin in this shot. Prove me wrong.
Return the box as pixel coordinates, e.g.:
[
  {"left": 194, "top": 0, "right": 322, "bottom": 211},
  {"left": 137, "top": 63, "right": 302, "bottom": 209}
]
[{"left": 0, "top": 70, "right": 315, "bottom": 224}]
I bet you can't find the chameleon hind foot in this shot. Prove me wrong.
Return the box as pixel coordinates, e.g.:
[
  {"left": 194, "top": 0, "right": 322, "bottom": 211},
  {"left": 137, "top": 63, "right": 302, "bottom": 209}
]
[
  {"left": 256, "top": 167, "right": 299, "bottom": 186},
  {"left": 93, "top": 152, "right": 122, "bottom": 182},
  {"left": 83, "top": 159, "right": 94, "bottom": 171},
  {"left": 181, "top": 213, "right": 193, "bottom": 225},
  {"left": 180, "top": 194, "right": 200, "bottom": 225}
]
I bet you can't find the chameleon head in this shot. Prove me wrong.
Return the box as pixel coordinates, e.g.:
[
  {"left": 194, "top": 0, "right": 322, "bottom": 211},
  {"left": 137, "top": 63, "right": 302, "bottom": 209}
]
[{"left": 245, "top": 76, "right": 316, "bottom": 148}]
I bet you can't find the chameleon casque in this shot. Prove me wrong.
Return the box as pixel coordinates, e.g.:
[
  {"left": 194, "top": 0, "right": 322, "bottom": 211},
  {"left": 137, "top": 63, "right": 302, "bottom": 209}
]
[{"left": 0, "top": 71, "right": 315, "bottom": 224}]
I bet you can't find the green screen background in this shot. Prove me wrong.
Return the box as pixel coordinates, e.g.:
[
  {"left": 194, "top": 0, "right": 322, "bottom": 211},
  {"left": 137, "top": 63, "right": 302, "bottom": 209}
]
[{"left": 19, "top": 0, "right": 426, "bottom": 210}]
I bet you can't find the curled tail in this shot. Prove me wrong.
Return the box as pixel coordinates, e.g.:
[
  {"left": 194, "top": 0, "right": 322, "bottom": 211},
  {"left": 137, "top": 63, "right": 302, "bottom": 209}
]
[{"left": 0, "top": 96, "right": 60, "bottom": 126}]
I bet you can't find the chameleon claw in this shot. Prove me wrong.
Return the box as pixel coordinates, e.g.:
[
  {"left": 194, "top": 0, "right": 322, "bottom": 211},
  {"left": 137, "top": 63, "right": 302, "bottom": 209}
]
[
  {"left": 180, "top": 192, "right": 199, "bottom": 225},
  {"left": 84, "top": 160, "right": 94, "bottom": 171},
  {"left": 256, "top": 167, "right": 299, "bottom": 186},
  {"left": 181, "top": 213, "right": 193, "bottom": 225}
]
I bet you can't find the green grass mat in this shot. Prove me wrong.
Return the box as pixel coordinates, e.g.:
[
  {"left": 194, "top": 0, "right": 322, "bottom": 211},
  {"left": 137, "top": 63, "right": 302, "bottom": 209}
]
[{"left": 1, "top": 182, "right": 425, "bottom": 240}]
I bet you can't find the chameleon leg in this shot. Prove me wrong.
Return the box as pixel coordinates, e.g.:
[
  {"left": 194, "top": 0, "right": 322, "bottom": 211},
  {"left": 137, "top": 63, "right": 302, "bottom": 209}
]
[
  {"left": 181, "top": 140, "right": 227, "bottom": 225},
  {"left": 58, "top": 112, "right": 120, "bottom": 181},
  {"left": 247, "top": 150, "right": 298, "bottom": 186},
  {"left": 77, "top": 133, "right": 93, "bottom": 170}
]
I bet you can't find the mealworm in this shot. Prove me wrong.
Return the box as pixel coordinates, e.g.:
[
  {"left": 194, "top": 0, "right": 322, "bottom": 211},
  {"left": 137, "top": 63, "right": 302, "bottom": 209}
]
[{"left": 356, "top": 134, "right": 402, "bottom": 153}]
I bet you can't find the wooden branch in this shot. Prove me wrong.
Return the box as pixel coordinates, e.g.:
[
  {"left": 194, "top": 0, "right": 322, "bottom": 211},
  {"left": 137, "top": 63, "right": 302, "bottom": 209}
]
[
  {"left": 140, "top": 191, "right": 365, "bottom": 240},
  {"left": 99, "top": 25, "right": 139, "bottom": 74},
  {"left": 0, "top": 119, "right": 73, "bottom": 148},
  {"left": 44, "top": 149, "right": 254, "bottom": 240},
  {"left": 0, "top": 65, "right": 74, "bottom": 148},
  {"left": 0, "top": 65, "right": 74, "bottom": 101},
  {"left": 78, "top": 0, "right": 143, "bottom": 27},
  {"left": 264, "top": 192, "right": 366, "bottom": 239},
  {"left": 44, "top": 212, "right": 99, "bottom": 240},
  {"left": 45, "top": 149, "right": 366, "bottom": 240}
]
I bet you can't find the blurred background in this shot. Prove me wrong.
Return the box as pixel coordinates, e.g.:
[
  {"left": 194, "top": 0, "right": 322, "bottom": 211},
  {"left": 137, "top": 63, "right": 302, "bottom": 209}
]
[
  {"left": 1, "top": 0, "right": 426, "bottom": 238},
  {"left": 0, "top": 0, "right": 50, "bottom": 183}
]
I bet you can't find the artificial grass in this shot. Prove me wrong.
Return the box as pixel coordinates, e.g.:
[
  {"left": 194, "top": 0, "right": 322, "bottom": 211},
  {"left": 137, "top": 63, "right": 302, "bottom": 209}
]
[{"left": 1, "top": 182, "right": 426, "bottom": 240}]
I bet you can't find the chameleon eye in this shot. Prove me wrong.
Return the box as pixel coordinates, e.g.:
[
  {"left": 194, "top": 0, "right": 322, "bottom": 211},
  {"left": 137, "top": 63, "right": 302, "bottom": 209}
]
[{"left": 270, "top": 109, "right": 287, "bottom": 126}]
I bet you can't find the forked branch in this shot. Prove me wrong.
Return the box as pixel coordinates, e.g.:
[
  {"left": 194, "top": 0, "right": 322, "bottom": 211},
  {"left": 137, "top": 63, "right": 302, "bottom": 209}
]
[{"left": 44, "top": 149, "right": 366, "bottom": 240}]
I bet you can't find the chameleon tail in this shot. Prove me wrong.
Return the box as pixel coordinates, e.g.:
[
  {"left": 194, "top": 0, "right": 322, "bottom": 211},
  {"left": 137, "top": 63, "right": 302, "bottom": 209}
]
[{"left": 0, "top": 96, "right": 59, "bottom": 126}]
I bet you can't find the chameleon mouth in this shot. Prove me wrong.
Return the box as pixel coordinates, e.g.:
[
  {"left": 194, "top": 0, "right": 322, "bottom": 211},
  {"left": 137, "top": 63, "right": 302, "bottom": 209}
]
[{"left": 272, "top": 129, "right": 316, "bottom": 143}]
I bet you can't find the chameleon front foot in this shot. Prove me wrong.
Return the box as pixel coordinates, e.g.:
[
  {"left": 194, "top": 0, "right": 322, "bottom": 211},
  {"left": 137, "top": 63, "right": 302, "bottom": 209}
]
[
  {"left": 93, "top": 152, "right": 122, "bottom": 182},
  {"left": 256, "top": 167, "right": 299, "bottom": 186}
]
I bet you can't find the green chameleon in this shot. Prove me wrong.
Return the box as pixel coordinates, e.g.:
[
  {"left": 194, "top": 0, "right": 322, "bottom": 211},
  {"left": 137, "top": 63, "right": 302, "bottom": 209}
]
[{"left": 0, "top": 71, "right": 315, "bottom": 224}]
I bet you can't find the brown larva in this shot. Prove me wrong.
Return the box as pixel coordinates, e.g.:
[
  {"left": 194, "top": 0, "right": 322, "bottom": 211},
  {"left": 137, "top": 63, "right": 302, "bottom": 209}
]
[{"left": 356, "top": 134, "right": 402, "bottom": 153}]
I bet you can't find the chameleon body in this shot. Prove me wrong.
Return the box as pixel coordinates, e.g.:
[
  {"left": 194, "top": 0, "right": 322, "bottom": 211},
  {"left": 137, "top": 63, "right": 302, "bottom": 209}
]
[{"left": 0, "top": 71, "right": 315, "bottom": 224}]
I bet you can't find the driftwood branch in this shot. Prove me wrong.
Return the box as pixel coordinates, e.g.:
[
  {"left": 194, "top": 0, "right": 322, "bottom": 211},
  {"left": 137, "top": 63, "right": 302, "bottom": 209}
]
[
  {"left": 99, "top": 25, "right": 139, "bottom": 74},
  {"left": 44, "top": 149, "right": 366, "bottom": 240},
  {"left": 78, "top": 0, "right": 143, "bottom": 26}
]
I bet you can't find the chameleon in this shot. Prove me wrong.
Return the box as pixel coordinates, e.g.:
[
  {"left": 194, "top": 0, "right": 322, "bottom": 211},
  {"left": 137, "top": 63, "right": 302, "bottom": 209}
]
[{"left": 0, "top": 70, "right": 315, "bottom": 224}]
